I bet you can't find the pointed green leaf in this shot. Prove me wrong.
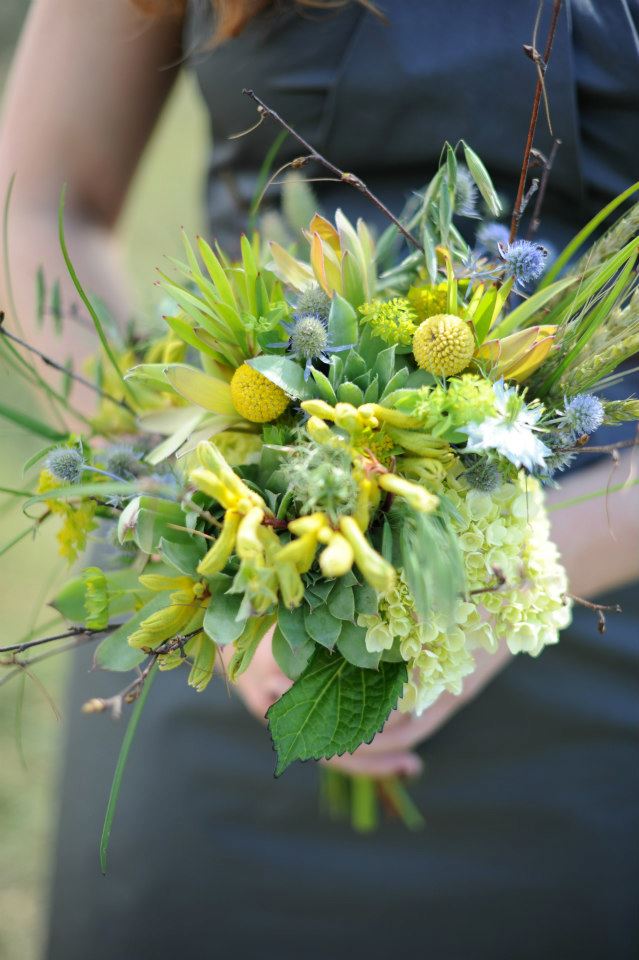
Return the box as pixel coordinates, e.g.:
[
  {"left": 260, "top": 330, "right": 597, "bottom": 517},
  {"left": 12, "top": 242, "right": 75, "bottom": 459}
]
[{"left": 267, "top": 648, "right": 407, "bottom": 775}]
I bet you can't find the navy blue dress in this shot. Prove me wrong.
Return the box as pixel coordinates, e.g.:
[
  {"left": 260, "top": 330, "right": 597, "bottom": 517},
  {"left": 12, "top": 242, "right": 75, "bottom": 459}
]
[{"left": 47, "top": 3, "right": 639, "bottom": 958}]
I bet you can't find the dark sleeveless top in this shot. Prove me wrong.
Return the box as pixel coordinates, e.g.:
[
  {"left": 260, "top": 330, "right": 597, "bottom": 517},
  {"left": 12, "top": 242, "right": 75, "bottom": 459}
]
[{"left": 47, "top": 4, "right": 639, "bottom": 959}]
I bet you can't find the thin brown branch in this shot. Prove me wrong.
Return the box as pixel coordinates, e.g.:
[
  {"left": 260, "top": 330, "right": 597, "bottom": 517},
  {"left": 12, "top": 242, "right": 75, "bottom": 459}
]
[
  {"left": 566, "top": 437, "right": 639, "bottom": 455},
  {"left": 242, "top": 89, "right": 423, "bottom": 251},
  {"left": 0, "top": 625, "right": 107, "bottom": 655},
  {"left": 0, "top": 312, "right": 132, "bottom": 412},
  {"left": 567, "top": 593, "right": 622, "bottom": 634},
  {"left": 527, "top": 138, "right": 562, "bottom": 236},
  {"left": 509, "top": 0, "right": 564, "bottom": 242}
]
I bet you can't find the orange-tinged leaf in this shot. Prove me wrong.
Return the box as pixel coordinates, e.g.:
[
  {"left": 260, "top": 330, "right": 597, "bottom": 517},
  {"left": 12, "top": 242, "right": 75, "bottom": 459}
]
[
  {"left": 268, "top": 242, "right": 314, "bottom": 292},
  {"left": 308, "top": 214, "right": 340, "bottom": 252},
  {"left": 502, "top": 336, "right": 556, "bottom": 382}
]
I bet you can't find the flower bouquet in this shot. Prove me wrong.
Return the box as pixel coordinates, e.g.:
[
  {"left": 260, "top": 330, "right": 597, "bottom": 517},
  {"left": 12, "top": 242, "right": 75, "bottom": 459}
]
[{"left": 1, "top": 93, "right": 638, "bottom": 848}]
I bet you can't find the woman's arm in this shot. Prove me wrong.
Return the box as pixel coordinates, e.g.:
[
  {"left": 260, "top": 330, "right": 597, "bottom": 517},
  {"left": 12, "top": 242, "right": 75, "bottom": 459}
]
[{"left": 0, "top": 0, "right": 182, "bottom": 391}]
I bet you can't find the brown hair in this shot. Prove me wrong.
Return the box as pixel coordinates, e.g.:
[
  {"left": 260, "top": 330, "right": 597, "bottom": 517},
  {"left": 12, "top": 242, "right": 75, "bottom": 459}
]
[{"left": 134, "top": 1, "right": 379, "bottom": 43}]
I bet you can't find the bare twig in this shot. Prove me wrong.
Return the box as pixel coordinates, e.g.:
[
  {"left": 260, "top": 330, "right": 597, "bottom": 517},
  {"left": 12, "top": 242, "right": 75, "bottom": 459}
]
[
  {"left": 0, "top": 625, "right": 106, "bottom": 655},
  {"left": 0, "top": 312, "right": 131, "bottom": 411},
  {"left": 567, "top": 593, "right": 622, "bottom": 634},
  {"left": 242, "top": 89, "right": 423, "bottom": 251},
  {"left": 565, "top": 437, "right": 639, "bottom": 455},
  {"left": 509, "top": 0, "right": 564, "bottom": 242},
  {"left": 527, "top": 138, "right": 562, "bottom": 236}
]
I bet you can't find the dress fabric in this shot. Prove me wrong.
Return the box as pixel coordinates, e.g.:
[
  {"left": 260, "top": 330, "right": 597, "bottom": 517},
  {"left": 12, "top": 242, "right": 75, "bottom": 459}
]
[{"left": 47, "top": 3, "right": 639, "bottom": 958}]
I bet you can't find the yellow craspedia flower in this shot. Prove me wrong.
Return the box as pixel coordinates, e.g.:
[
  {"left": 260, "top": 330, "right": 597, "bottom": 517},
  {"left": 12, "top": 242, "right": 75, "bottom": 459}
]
[
  {"left": 413, "top": 314, "right": 475, "bottom": 377},
  {"left": 407, "top": 281, "right": 449, "bottom": 320},
  {"left": 230, "top": 363, "right": 289, "bottom": 423}
]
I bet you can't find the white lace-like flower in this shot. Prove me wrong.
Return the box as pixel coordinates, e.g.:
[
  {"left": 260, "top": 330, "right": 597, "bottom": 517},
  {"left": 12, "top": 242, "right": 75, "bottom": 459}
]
[{"left": 463, "top": 380, "right": 551, "bottom": 471}]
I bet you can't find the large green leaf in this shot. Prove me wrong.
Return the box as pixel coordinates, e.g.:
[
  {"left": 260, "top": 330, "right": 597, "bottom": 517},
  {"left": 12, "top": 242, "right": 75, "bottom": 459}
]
[
  {"left": 267, "top": 648, "right": 407, "bottom": 775},
  {"left": 271, "top": 625, "right": 315, "bottom": 680},
  {"left": 304, "top": 605, "right": 342, "bottom": 649}
]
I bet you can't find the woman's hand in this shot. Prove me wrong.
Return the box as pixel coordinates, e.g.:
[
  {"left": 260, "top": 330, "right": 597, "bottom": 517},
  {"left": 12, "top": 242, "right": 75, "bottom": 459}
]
[{"left": 219, "top": 629, "right": 511, "bottom": 778}]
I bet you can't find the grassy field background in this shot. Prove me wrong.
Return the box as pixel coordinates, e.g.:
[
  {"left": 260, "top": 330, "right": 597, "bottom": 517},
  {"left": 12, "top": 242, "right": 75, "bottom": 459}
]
[{"left": 0, "top": 8, "right": 208, "bottom": 955}]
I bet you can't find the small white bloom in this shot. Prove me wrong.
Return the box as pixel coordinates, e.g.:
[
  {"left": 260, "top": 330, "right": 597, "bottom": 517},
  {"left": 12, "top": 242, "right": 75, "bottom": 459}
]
[{"left": 463, "top": 380, "right": 551, "bottom": 471}]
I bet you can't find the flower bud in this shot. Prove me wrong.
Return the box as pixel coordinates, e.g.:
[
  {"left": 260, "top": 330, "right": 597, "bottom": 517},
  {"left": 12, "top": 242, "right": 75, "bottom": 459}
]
[
  {"left": 275, "top": 532, "right": 319, "bottom": 574},
  {"left": 235, "top": 506, "right": 266, "bottom": 562},
  {"left": 339, "top": 516, "right": 396, "bottom": 595},
  {"left": 319, "top": 532, "right": 355, "bottom": 578},
  {"left": 359, "top": 403, "right": 422, "bottom": 430},
  {"left": 378, "top": 473, "right": 439, "bottom": 513},
  {"left": 197, "top": 510, "right": 240, "bottom": 576}
]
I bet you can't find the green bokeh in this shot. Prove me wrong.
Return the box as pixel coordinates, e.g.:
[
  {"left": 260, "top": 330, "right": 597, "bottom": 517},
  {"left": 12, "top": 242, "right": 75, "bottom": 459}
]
[{"left": 0, "top": 14, "right": 208, "bottom": 956}]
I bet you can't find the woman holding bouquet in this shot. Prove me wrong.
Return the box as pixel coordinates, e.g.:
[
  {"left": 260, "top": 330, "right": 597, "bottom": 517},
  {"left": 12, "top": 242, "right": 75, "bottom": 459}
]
[{"left": 0, "top": 1, "right": 638, "bottom": 957}]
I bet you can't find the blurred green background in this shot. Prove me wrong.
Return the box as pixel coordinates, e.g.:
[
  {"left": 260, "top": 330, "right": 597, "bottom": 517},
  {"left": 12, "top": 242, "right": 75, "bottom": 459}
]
[{"left": 0, "top": 3, "right": 208, "bottom": 957}]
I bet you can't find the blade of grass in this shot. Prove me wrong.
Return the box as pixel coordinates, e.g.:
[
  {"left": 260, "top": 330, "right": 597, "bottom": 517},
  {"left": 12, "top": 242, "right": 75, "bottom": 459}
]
[
  {"left": 541, "top": 180, "right": 639, "bottom": 287},
  {"left": 0, "top": 399, "right": 68, "bottom": 441},
  {"left": 58, "top": 186, "right": 136, "bottom": 407},
  {"left": 548, "top": 476, "right": 639, "bottom": 511},
  {"left": 0, "top": 526, "right": 34, "bottom": 559},
  {"left": 99, "top": 661, "right": 158, "bottom": 874},
  {"left": 248, "top": 129, "right": 288, "bottom": 232}
]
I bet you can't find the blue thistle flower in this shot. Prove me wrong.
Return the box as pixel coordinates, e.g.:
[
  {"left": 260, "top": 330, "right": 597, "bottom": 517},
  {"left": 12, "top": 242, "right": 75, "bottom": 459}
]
[
  {"left": 558, "top": 394, "right": 605, "bottom": 440},
  {"left": 296, "top": 284, "right": 331, "bottom": 322},
  {"left": 500, "top": 239, "right": 547, "bottom": 286},
  {"left": 462, "top": 455, "right": 502, "bottom": 492},
  {"left": 269, "top": 313, "right": 351, "bottom": 379},
  {"left": 46, "top": 447, "right": 85, "bottom": 484},
  {"left": 475, "top": 222, "right": 510, "bottom": 257},
  {"left": 103, "top": 445, "right": 144, "bottom": 480}
]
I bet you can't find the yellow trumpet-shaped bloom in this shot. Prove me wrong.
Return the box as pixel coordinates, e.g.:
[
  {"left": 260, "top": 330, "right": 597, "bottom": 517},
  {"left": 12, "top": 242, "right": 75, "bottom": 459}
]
[
  {"left": 377, "top": 473, "right": 439, "bottom": 513},
  {"left": 319, "top": 531, "right": 355, "bottom": 578},
  {"left": 197, "top": 509, "right": 241, "bottom": 577},
  {"left": 339, "top": 516, "right": 396, "bottom": 596}
]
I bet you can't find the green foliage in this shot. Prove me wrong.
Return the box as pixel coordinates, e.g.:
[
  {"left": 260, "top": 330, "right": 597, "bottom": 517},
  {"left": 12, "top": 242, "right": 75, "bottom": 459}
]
[
  {"left": 398, "top": 503, "right": 465, "bottom": 623},
  {"left": 247, "top": 355, "right": 314, "bottom": 400},
  {"left": 267, "top": 648, "right": 407, "bottom": 775}
]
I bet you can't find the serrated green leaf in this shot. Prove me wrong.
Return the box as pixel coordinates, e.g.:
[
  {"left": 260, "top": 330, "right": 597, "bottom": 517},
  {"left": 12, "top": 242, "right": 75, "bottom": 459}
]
[
  {"left": 267, "top": 648, "right": 407, "bottom": 775},
  {"left": 271, "top": 624, "right": 315, "bottom": 680},
  {"left": 304, "top": 605, "right": 342, "bottom": 649}
]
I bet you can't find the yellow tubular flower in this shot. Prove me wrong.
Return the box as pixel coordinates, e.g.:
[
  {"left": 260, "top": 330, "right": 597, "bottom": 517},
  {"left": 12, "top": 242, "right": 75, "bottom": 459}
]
[
  {"left": 274, "top": 533, "right": 319, "bottom": 574},
  {"left": 235, "top": 506, "right": 266, "bottom": 562},
  {"left": 413, "top": 314, "right": 475, "bottom": 376},
  {"left": 334, "top": 403, "right": 364, "bottom": 432},
  {"left": 377, "top": 473, "right": 439, "bottom": 513},
  {"left": 196, "top": 441, "right": 249, "bottom": 498},
  {"left": 301, "top": 399, "right": 338, "bottom": 421},
  {"left": 257, "top": 526, "right": 305, "bottom": 609},
  {"left": 339, "top": 516, "right": 396, "bottom": 595},
  {"left": 358, "top": 403, "right": 423, "bottom": 430},
  {"left": 306, "top": 416, "right": 336, "bottom": 445},
  {"left": 288, "top": 513, "right": 329, "bottom": 537},
  {"left": 319, "top": 532, "right": 355, "bottom": 578},
  {"left": 189, "top": 467, "right": 239, "bottom": 510},
  {"left": 353, "top": 476, "right": 376, "bottom": 530},
  {"left": 197, "top": 510, "right": 241, "bottom": 577},
  {"left": 230, "top": 363, "right": 289, "bottom": 423},
  {"left": 128, "top": 595, "right": 195, "bottom": 649},
  {"left": 385, "top": 427, "right": 453, "bottom": 459}
]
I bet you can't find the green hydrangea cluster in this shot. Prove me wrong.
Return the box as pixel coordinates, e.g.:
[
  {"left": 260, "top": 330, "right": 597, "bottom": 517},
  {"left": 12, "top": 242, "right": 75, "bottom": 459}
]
[
  {"left": 359, "top": 475, "right": 571, "bottom": 715},
  {"left": 358, "top": 297, "right": 418, "bottom": 346},
  {"left": 396, "top": 374, "right": 497, "bottom": 440}
]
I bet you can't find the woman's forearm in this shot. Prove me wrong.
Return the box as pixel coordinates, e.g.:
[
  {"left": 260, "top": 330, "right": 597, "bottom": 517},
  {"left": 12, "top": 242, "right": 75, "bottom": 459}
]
[{"left": 548, "top": 456, "right": 639, "bottom": 599}]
